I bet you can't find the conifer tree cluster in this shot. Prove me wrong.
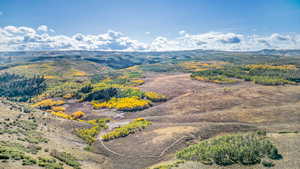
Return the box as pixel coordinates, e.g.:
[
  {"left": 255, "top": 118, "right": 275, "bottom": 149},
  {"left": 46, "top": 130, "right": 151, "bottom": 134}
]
[{"left": 0, "top": 73, "right": 46, "bottom": 101}]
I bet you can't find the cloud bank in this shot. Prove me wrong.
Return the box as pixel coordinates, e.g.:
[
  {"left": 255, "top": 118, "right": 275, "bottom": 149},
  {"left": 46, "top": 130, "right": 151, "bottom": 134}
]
[{"left": 0, "top": 25, "right": 299, "bottom": 51}]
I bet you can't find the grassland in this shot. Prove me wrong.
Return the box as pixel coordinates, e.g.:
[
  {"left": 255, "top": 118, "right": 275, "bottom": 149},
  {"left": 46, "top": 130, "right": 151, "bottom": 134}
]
[{"left": 0, "top": 50, "right": 300, "bottom": 169}]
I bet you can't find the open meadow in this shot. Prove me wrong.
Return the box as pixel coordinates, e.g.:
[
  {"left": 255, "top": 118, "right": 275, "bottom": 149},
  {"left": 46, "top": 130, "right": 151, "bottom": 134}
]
[{"left": 0, "top": 50, "right": 300, "bottom": 169}]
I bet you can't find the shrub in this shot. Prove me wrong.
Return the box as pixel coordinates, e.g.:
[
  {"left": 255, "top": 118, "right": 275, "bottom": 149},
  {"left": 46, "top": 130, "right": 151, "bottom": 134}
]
[
  {"left": 101, "top": 118, "right": 151, "bottom": 141},
  {"left": 0, "top": 141, "right": 38, "bottom": 166},
  {"left": 22, "top": 156, "right": 37, "bottom": 165},
  {"left": 250, "top": 76, "right": 295, "bottom": 85},
  {"left": 117, "top": 87, "right": 145, "bottom": 98},
  {"left": 91, "top": 97, "right": 151, "bottom": 111},
  {"left": 125, "top": 70, "right": 144, "bottom": 79},
  {"left": 51, "top": 106, "right": 66, "bottom": 112},
  {"left": 20, "top": 135, "right": 48, "bottom": 144},
  {"left": 72, "top": 71, "right": 87, "bottom": 77},
  {"left": 51, "top": 111, "right": 73, "bottom": 120},
  {"left": 33, "top": 99, "right": 65, "bottom": 110},
  {"left": 83, "top": 145, "right": 92, "bottom": 152},
  {"left": 75, "top": 126, "right": 100, "bottom": 144},
  {"left": 192, "top": 75, "right": 238, "bottom": 84},
  {"left": 0, "top": 143, "right": 26, "bottom": 160},
  {"left": 17, "top": 130, "right": 48, "bottom": 145},
  {"left": 62, "top": 93, "right": 74, "bottom": 99},
  {"left": 71, "top": 111, "right": 85, "bottom": 119},
  {"left": 85, "top": 118, "right": 110, "bottom": 126},
  {"left": 75, "top": 118, "right": 109, "bottom": 144},
  {"left": 176, "top": 133, "right": 282, "bottom": 166},
  {"left": 262, "top": 160, "right": 275, "bottom": 167},
  {"left": 37, "top": 157, "right": 63, "bottom": 169},
  {"left": 131, "top": 79, "right": 145, "bottom": 86},
  {"left": 144, "top": 92, "right": 167, "bottom": 102},
  {"left": 50, "top": 150, "right": 81, "bottom": 169},
  {"left": 16, "top": 120, "right": 38, "bottom": 131},
  {"left": 27, "top": 144, "right": 42, "bottom": 154},
  {"left": 245, "top": 64, "right": 297, "bottom": 70},
  {"left": 79, "top": 85, "right": 92, "bottom": 93}
]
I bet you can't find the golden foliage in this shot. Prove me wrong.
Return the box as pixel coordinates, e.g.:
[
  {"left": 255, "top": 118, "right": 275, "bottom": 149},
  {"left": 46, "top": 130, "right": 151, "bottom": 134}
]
[
  {"left": 51, "top": 111, "right": 73, "bottom": 120},
  {"left": 84, "top": 118, "right": 110, "bottom": 126},
  {"left": 51, "top": 106, "right": 66, "bottom": 112},
  {"left": 144, "top": 91, "right": 167, "bottom": 102},
  {"left": 91, "top": 96, "right": 151, "bottom": 111},
  {"left": 75, "top": 126, "right": 99, "bottom": 144},
  {"left": 131, "top": 79, "right": 145, "bottom": 86},
  {"left": 75, "top": 118, "right": 110, "bottom": 144},
  {"left": 33, "top": 99, "right": 65, "bottom": 109},
  {"left": 63, "top": 93, "right": 74, "bottom": 99},
  {"left": 44, "top": 75, "right": 59, "bottom": 79},
  {"left": 71, "top": 111, "right": 85, "bottom": 119},
  {"left": 71, "top": 71, "right": 88, "bottom": 77},
  {"left": 180, "top": 61, "right": 228, "bottom": 72},
  {"left": 192, "top": 75, "right": 238, "bottom": 84}
]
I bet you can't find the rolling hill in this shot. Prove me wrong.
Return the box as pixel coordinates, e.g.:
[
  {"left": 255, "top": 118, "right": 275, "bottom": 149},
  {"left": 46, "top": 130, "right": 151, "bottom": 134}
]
[{"left": 0, "top": 50, "right": 299, "bottom": 169}]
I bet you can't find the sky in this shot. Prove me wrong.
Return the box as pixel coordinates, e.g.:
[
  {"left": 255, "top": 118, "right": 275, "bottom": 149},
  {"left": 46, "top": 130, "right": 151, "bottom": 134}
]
[{"left": 0, "top": 0, "right": 300, "bottom": 51}]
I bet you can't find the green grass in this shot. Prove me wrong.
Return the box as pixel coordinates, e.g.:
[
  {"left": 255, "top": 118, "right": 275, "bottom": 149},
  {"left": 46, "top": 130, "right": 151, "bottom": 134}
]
[{"left": 176, "top": 132, "right": 282, "bottom": 166}]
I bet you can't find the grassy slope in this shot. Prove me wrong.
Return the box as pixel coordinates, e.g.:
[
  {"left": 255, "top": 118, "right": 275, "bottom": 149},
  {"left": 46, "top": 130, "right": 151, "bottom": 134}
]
[
  {"left": 0, "top": 100, "right": 114, "bottom": 169},
  {"left": 0, "top": 51, "right": 300, "bottom": 169}
]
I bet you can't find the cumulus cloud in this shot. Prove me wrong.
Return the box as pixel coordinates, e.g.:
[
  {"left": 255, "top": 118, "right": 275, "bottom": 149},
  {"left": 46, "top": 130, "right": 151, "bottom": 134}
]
[
  {"left": 179, "top": 30, "right": 186, "bottom": 35},
  {"left": 0, "top": 25, "right": 147, "bottom": 51},
  {"left": 37, "top": 25, "right": 49, "bottom": 32},
  {"left": 149, "top": 32, "right": 300, "bottom": 51},
  {"left": 0, "top": 25, "right": 299, "bottom": 51}
]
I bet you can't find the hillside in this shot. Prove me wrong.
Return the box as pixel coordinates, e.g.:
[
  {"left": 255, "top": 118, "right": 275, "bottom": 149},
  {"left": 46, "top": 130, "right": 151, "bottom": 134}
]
[{"left": 0, "top": 50, "right": 299, "bottom": 169}]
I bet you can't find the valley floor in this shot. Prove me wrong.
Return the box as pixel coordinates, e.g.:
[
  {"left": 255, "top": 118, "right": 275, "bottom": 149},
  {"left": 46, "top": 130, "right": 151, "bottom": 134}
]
[{"left": 1, "top": 73, "right": 300, "bottom": 169}]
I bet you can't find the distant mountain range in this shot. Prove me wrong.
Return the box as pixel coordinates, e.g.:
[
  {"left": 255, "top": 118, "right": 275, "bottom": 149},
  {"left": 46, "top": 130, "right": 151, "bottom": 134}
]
[{"left": 0, "top": 49, "right": 300, "bottom": 69}]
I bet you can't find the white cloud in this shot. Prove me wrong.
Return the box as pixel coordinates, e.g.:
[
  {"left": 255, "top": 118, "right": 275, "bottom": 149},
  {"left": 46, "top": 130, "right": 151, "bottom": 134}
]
[
  {"left": 179, "top": 30, "right": 186, "bottom": 35},
  {"left": 149, "top": 32, "right": 300, "bottom": 51},
  {"left": 145, "top": 32, "right": 151, "bottom": 35},
  {"left": 37, "top": 25, "right": 49, "bottom": 32},
  {"left": 0, "top": 25, "right": 299, "bottom": 51},
  {"left": 0, "top": 25, "right": 147, "bottom": 51}
]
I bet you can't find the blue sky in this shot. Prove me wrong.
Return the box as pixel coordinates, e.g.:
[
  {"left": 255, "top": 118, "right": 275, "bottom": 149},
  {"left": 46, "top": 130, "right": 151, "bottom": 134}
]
[{"left": 0, "top": 0, "right": 300, "bottom": 51}]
